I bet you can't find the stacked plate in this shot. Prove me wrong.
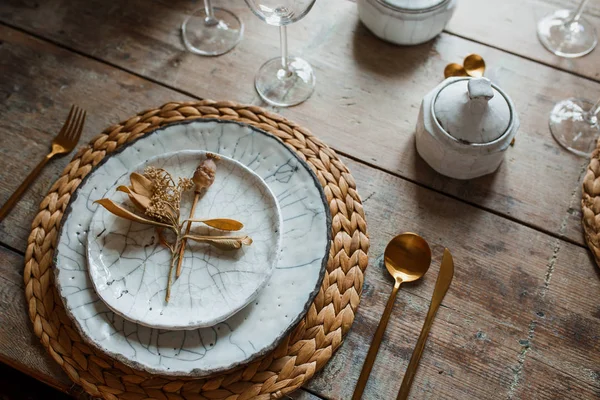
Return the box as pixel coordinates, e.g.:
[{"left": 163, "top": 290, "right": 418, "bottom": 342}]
[{"left": 54, "top": 120, "right": 331, "bottom": 376}]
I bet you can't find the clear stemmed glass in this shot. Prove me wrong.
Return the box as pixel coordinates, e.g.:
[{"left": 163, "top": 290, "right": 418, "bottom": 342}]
[
  {"left": 550, "top": 96, "right": 600, "bottom": 156},
  {"left": 244, "top": 0, "right": 317, "bottom": 107},
  {"left": 182, "top": 0, "right": 243, "bottom": 56},
  {"left": 537, "top": 0, "right": 598, "bottom": 58}
]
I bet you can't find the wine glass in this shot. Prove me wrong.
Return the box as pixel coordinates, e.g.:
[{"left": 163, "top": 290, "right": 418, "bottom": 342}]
[
  {"left": 550, "top": 96, "right": 600, "bottom": 156},
  {"left": 244, "top": 0, "right": 317, "bottom": 107},
  {"left": 182, "top": 0, "right": 243, "bottom": 56},
  {"left": 537, "top": 0, "right": 598, "bottom": 58}
]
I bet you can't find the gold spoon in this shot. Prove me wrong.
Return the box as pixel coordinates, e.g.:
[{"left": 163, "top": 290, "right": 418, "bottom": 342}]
[
  {"left": 444, "top": 54, "right": 486, "bottom": 79},
  {"left": 444, "top": 63, "right": 469, "bottom": 78},
  {"left": 463, "top": 54, "right": 486, "bottom": 78},
  {"left": 352, "top": 233, "right": 432, "bottom": 400}
]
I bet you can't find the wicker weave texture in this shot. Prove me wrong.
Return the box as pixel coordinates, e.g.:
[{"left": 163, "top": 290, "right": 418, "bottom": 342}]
[
  {"left": 23, "top": 101, "right": 369, "bottom": 400},
  {"left": 582, "top": 153, "right": 600, "bottom": 265}
]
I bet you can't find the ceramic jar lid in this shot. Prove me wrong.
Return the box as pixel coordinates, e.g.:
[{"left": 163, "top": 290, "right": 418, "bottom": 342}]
[
  {"left": 433, "top": 78, "right": 512, "bottom": 144},
  {"left": 382, "top": 0, "right": 447, "bottom": 11}
]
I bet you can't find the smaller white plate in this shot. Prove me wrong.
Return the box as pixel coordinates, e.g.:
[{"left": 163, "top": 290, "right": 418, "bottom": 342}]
[{"left": 87, "top": 151, "right": 282, "bottom": 330}]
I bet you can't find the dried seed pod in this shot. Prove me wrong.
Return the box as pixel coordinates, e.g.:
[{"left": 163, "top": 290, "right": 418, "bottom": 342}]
[{"left": 192, "top": 153, "right": 220, "bottom": 192}]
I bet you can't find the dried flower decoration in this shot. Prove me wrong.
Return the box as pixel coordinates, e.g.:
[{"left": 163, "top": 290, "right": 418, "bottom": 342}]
[{"left": 95, "top": 153, "right": 252, "bottom": 302}]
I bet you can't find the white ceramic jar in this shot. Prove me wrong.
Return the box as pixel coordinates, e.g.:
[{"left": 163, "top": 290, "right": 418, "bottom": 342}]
[
  {"left": 357, "top": 0, "right": 457, "bottom": 45},
  {"left": 415, "top": 77, "right": 519, "bottom": 180}
]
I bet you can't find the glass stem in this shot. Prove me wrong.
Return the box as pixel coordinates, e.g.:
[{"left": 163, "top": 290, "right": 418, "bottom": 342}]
[
  {"left": 586, "top": 97, "right": 600, "bottom": 125},
  {"left": 279, "top": 25, "right": 291, "bottom": 75},
  {"left": 204, "top": 0, "right": 218, "bottom": 25},
  {"left": 569, "top": 0, "right": 589, "bottom": 23}
]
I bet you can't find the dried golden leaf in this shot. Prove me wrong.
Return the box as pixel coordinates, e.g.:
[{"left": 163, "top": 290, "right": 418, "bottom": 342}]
[
  {"left": 184, "top": 218, "right": 244, "bottom": 231},
  {"left": 117, "top": 185, "right": 151, "bottom": 212},
  {"left": 95, "top": 198, "right": 171, "bottom": 228},
  {"left": 130, "top": 172, "right": 154, "bottom": 198},
  {"left": 184, "top": 234, "right": 252, "bottom": 250}
]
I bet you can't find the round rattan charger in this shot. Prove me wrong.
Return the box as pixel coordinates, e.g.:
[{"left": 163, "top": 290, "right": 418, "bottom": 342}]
[
  {"left": 582, "top": 151, "right": 600, "bottom": 266},
  {"left": 23, "top": 101, "right": 369, "bottom": 400}
]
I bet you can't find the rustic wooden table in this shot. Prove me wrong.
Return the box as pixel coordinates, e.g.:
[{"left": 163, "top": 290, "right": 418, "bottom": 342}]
[{"left": 1, "top": 0, "right": 599, "bottom": 398}]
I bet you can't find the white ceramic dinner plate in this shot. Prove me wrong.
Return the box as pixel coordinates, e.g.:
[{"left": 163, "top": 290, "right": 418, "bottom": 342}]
[
  {"left": 87, "top": 151, "right": 282, "bottom": 330},
  {"left": 54, "top": 120, "right": 331, "bottom": 376}
]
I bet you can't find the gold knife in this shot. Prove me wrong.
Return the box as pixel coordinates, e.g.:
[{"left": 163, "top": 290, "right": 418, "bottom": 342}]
[{"left": 396, "top": 248, "right": 454, "bottom": 400}]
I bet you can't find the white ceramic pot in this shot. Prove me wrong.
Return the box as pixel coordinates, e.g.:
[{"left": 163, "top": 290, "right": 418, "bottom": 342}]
[
  {"left": 415, "top": 77, "right": 520, "bottom": 180},
  {"left": 357, "top": 0, "right": 457, "bottom": 46}
]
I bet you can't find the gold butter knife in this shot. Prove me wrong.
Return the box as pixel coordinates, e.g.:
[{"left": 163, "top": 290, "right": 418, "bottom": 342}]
[{"left": 396, "top": 248, "right": 454, "bottom": 400}]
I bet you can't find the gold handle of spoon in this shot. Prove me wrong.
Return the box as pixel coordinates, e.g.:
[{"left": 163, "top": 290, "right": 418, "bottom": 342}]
[
  {"left": 352, "top": 279, "right": 402, "bottom": 400},
  {"left": 353, "top": 233, "right": 431, "bottom": 399}
]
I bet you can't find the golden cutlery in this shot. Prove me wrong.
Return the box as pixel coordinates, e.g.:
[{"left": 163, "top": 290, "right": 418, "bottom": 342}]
[
  {"left": 352, "top": 233, "right": 432, "bottom": 400},
  {"left": 396, "top": 248, "right": 454, "bottom": 400},
  {"left": 444, "top": 54, "right": 486, "bottom": 78},
  {"left": 463, "top": 54, "right": 486, "bottom": 78},
  {"left": 0, "top": 105, "right": 86, "bottom": 222},
  {"left": 444, "top": 63, "right": 469, "bottom": 78}
]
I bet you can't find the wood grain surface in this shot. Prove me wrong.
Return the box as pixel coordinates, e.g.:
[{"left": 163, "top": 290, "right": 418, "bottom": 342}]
[
  {"left": 447, "top": 0, "right": 600, "bottom": 81},
  {"left": 0, "top": 0, "right": 599, "bottom": 399}
]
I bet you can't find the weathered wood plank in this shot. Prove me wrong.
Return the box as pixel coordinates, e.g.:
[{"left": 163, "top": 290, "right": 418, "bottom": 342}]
[
  {"left": 286, "top": 390, "right": 323, "bottom": 400},
  {"left": 518, "top": 242, "right": 600, "bottom": 396},
  {"left": 511, "top": 358, "right": 600, "bottom": 400},
  {"left": 447, "top": 0, "right": 600, "bottom": 82},
  {"left": 0, "top": 0, "right": 596, "bottom": 246}
]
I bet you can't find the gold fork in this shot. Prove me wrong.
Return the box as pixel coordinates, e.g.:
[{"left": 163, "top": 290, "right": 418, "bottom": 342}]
[{"left": 0, "top": 105, "right": 86, "bottom": 222}]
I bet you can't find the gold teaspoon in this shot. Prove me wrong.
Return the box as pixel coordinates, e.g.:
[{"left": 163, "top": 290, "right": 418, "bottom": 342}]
[
  {"left": 352, "top": 233, "right": 432, "bottom": 400},
  {"left": 463, "top": 54, "right": 486, "bottom": 78},
  {"left": 444, "top": 63, "right": 469, "bottom": 78},
  {"left": 444, "top": 54, "right": 486, "bottom": 78}
]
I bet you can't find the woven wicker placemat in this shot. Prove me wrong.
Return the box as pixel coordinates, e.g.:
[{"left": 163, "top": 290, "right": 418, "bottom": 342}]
[
  {"left": 582, "top": 152, "right": 600, "bottom": 266},
  {"left": 24, "top": 101, "right": 369, "bottom": 400}
]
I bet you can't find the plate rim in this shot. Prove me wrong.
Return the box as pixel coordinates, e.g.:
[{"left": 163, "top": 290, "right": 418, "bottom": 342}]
[
  {"left": 86, "top": 150, "right": 284, "bottom": 330},
  {"left": 53, "top": 118, "right": 332, "bottom": 377}
]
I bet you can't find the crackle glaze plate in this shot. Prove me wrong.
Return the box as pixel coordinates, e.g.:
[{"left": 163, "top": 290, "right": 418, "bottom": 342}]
[
  {"left": 87, "top": 151, "right": 282, "bottom": 330},
  {"left": 54, "top": 120, "right": 331, "bottom": 376}
]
